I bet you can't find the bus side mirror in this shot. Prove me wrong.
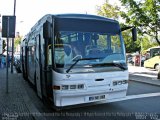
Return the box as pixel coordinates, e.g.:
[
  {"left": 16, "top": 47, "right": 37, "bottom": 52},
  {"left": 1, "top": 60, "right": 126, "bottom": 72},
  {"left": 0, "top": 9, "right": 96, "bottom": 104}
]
[
  {"left": 132, "top": 27, "right": 137, "bottom": 41},
  {"left": 43, "top": 21, "right": 51, "bottom": 40}
]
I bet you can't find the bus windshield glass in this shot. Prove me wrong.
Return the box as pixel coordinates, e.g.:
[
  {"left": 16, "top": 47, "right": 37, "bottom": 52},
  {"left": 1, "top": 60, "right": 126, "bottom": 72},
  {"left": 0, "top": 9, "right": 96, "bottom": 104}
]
[{"left": 54, "top": 31, "right": 126, "bottom": 70}]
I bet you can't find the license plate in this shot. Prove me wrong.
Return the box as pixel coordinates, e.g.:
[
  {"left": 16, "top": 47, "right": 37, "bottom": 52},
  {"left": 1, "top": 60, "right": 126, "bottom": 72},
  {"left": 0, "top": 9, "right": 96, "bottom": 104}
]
[{"left": 89, "top": 95, "right": 105, "bottom": 101}]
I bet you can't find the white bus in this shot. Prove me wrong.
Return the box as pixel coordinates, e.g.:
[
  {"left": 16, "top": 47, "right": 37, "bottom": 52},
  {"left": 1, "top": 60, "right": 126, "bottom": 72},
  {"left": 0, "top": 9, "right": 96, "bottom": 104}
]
[{"left": 21, "top": 14, "right": 136, "bottom": 109}]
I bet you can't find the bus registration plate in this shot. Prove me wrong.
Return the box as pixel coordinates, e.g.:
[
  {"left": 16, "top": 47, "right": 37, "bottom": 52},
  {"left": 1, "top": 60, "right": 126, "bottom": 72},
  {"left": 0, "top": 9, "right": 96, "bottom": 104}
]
[{"left": 89, "top": 95, "right": 105, "bottom": 101}]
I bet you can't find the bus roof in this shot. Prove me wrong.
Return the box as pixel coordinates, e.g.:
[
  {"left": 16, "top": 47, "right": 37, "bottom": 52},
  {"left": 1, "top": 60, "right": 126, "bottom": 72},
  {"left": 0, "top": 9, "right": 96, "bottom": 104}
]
[
  {"left": 54, "top": 14, "right": 118, "bottom": 23},
  {"left": 30, "top": 14, "right": 119, "bottom": 35}
]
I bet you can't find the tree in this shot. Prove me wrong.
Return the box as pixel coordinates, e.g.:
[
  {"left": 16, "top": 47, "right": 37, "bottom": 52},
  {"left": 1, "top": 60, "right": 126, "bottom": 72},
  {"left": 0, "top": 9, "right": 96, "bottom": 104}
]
[
  {"left": 120, "top": 0, "right": 160, "bottom": 79},
  {"left": 120, "top": 0, "right": 160, "bottom": 44},
  {"left": 96, "top": 0, "right": 140, "bottom": 53},
  {"left": 14, "top": 32, "right": 22, "bottom": 50},
  {"left": 96, "top": 0, "right": 159, "bottom": 53},
  {"left": 122, "top": 30, "right": 140, "bottom": 53},
  {"left": 14, "top": 36, "right": 21, "bottom": 49},
  {"left": 96, "top": 0, "right": 120, "bottom": 20}
]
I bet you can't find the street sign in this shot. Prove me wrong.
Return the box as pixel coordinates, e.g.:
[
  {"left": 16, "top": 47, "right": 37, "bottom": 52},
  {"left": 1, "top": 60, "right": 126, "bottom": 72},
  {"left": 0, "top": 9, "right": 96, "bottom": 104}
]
[
  {"left": 2, "top": 16, "right": 16, "bottom": 38},
  {"left": 2, "top": 15, "right": 16, "bottom": 94}
]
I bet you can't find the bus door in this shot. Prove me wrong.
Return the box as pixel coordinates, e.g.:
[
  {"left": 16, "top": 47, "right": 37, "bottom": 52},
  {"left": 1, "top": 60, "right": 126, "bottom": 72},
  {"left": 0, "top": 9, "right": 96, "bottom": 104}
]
[
  {"left": 35, "top": 34, "right": 43, "bottom": 98},
  {"left": 42, "top": 20, "right": 53, "bottom": 101},
  {"left": 27, "top": 40, "right": 36, "bottom": 84},
  {"left": 36, "top": 32, "right": 49, "bottom": 100}
]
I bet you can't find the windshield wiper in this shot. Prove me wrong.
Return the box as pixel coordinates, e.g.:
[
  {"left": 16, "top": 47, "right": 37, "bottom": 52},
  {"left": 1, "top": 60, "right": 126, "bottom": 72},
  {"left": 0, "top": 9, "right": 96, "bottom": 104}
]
[
  {"left": 112, "top": 62, "right": 127, "bottom": 70},
  {"left": 91, "top": 62, "right": 127, "bottom": 70},
  {"left": 66, "top": 57, "right": 101, "bottom": 73}
]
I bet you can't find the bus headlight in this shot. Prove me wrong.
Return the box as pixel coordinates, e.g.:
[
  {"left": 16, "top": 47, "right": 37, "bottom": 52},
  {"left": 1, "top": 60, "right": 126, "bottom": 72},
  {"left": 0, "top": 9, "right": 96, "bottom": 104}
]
[
  {"left": 52, "top": 85, "right": 61, "bottom": 90},
  {"left": 70, "top": 85, "right": 76, "bottom": 90},
  {"left": 62, "top": 85, "right": 69, "bottom": 90},
  {"left": 122, "top": 80, "right": 128, "bottom": 84},
  {"left": 53, "top": 84, "right": 85, "bottom": 91},
  {"left": 77, "top": 84, "right": 84, "bottom": 89},
  {"left": 61, "top": 84, "right": 85, "bottom": 90}
]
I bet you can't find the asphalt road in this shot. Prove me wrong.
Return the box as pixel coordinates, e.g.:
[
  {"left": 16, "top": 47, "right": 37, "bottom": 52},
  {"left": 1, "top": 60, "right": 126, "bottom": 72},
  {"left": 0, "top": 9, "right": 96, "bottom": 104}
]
[
  {"left": 127, "top": 80, "right": 160, "bottom": 95},
  {"left": 23, "top": 78, "right": 160, "bottom": 120}
]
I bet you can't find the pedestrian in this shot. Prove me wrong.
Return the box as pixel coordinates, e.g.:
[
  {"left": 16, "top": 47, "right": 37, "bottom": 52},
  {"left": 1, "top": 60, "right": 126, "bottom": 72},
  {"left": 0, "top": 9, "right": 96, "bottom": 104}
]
[{"left": 1, "top": 55, "right": 6, "bottom": 68}]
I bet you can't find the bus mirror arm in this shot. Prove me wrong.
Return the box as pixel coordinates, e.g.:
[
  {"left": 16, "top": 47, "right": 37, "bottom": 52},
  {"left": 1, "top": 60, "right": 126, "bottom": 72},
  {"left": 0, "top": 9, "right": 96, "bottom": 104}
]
[
  {"left": 121, "top": 26, "right": 133, "bottom": 31},
  {"left": 121, "top": 26, "right": 137, "bottom": 41}
]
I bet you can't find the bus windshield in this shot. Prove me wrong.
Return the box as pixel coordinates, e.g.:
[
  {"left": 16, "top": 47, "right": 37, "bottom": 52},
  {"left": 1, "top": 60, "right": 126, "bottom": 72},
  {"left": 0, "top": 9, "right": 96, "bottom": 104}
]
[{"left": 54, "top": 31, "right": 126, "bottom": 70}]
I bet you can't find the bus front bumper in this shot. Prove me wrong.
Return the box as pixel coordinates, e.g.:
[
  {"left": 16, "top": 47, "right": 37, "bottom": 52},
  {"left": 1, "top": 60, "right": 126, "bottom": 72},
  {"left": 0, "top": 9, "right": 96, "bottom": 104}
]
[{"left": 54, "top": 89, "right": 127, "bottom": 107}]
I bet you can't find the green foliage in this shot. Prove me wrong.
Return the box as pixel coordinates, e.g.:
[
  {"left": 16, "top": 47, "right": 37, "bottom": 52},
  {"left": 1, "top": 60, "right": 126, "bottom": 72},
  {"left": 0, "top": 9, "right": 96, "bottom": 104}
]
[
  {"left": 14, "top": 36, "right": 22, "bottom": 49},
  {"left": 96, "top": 0, "right": 141, "bottom": 53},
  {"left": 141, "top": 36, "right": 159, "bottom": 53},
  {"left": 96, "top": 0, "right": 120, "bottom": 20},
  {"left": 96, "top": 0, "right": 159, "bottom": 53},
  {"left": 120, "top": 0, "right": 160, "bottom": 44},
  {"left": 122, "top": 30, "right": 140, "bottom": 53}
]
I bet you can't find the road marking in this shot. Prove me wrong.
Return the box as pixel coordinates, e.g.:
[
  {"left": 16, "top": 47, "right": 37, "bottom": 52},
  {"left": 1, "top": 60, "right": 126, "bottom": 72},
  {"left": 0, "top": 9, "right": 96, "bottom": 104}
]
[
  {"left": 105, "top": 92, "right": 160, "bottom": 103},
  {"left": 132, "top": 73, "right": 157, "bottom": 78}
]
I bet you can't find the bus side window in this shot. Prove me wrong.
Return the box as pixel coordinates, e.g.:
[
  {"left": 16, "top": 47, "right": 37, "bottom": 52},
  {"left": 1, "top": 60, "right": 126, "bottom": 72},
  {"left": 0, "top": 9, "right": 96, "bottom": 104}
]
[{"left": 48, "top": 45, "right": 52, "bottom": 65}]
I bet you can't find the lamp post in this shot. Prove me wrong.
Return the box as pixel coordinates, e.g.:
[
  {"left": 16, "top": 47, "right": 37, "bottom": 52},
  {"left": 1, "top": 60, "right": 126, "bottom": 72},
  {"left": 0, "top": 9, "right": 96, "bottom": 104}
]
[{"left": 11, "top": 0, "right": 16, "bottom": 73}]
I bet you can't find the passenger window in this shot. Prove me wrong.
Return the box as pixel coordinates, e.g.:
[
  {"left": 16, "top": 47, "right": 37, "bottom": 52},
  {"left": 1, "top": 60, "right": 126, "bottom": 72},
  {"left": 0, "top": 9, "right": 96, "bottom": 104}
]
[
  {"left": 36, "top": 35, "right": 39, "bottom": 60},
  {"left": 48, "top": 45, "right": 52, "bottom": 65}
]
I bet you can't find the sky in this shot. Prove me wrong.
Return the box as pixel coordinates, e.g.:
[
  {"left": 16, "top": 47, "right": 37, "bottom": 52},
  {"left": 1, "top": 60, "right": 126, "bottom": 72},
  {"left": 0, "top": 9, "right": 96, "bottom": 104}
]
[{"left": 0, "top": 0, "right": 119, "bottom": 36}]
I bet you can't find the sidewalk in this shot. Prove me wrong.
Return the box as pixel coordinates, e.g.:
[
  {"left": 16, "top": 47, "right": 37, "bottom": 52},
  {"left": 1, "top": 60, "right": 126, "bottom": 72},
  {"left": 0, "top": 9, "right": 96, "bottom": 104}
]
[
  {"left": 0, "top": 67, "right": 44, "bottom": 120},
  {"left": 128, "top": 65, "right": 158, "bottom": 75},
  {"left": 128, "top": 66, "right": 160, "bottom": 86}
]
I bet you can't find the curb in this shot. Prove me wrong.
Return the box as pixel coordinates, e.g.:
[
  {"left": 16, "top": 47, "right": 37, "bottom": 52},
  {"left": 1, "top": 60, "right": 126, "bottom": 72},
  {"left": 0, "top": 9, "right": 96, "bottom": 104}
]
[
  {"left": 129, "top": 78, "right": 160, "bottom": 86},
  {"left": 129, "top": 72, "right": 157, "bottom": 76}
]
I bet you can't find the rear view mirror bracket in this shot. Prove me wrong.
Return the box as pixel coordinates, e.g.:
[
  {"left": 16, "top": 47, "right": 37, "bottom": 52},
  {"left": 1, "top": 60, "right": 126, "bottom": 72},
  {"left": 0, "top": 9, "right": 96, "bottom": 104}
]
[{"left": 121, "top": 26, "right": 137, "bottom": 41}]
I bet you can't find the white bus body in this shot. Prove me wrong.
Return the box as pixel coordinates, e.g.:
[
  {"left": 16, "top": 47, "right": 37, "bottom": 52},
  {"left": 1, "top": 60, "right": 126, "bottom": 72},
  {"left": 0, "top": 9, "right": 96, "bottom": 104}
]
[{"left": 21, "top": 14, "right": 128, "bottom": 108}]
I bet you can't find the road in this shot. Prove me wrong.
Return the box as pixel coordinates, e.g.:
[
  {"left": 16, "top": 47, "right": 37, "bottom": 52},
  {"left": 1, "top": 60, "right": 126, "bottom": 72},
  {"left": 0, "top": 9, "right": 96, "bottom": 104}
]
[
  {"left": 127, "top": 81, "right": 160, "bottom": 95},
  {"left": 23, "top": 67, "right": 160, "bottom": 120}
]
